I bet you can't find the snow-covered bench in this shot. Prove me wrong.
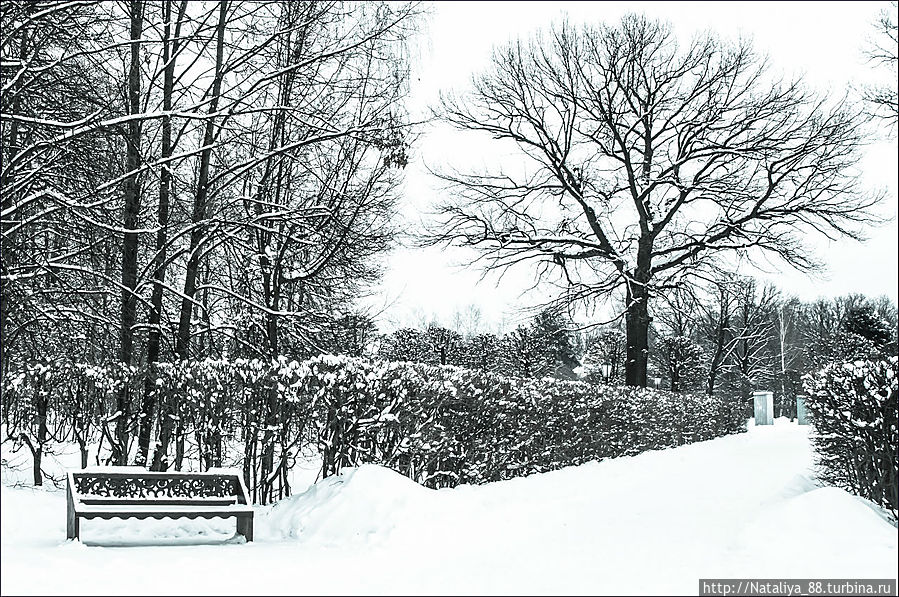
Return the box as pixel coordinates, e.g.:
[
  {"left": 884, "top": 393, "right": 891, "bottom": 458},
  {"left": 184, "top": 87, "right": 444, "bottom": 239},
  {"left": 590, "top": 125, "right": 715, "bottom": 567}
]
[{"left": 66, "top": 467, "right": 254, "bottom": 542}]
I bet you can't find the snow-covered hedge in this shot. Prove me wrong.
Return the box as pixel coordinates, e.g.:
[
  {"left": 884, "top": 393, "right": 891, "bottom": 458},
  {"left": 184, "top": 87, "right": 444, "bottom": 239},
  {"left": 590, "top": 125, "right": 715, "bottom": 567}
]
[
  {"left": 299, "top": 355, "right": 745, "bottom": 487},
  {"left": 803, "top": 357, "right": 898, "bottom": 519},
  {"left": 2, "top": 355, "right": 746, "bottom": 496}
]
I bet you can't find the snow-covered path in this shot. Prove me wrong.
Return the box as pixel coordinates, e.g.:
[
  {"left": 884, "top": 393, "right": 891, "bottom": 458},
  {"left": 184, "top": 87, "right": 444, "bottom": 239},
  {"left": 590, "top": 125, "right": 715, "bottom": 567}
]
[{"left": 2, "top": 420, "right": 896, "bottom": 595}]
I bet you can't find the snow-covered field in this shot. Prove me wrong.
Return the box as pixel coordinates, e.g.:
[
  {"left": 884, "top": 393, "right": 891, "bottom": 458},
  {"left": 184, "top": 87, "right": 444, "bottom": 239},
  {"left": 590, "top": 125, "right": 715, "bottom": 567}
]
[{"left": 2, "top": 419, "right": 896, "bottom": 595}]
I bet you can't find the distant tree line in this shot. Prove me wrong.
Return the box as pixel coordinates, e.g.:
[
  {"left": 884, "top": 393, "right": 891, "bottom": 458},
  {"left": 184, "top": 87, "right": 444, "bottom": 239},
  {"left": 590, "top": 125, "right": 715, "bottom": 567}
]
[
  {"left": 376, "top": 309, "right": 579, "bottom": 380},
  {"left": 647, "top": 282, "right": 897, "bottom": 416},
  {"left": 369, "top": 284, "right": 897, "bottom": 419}
]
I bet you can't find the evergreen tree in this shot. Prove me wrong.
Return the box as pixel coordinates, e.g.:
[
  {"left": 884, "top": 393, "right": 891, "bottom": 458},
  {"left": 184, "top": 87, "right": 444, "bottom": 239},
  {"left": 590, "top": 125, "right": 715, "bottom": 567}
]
[{"left": 844, "top": 305, "right": 893, "bottom": 347}]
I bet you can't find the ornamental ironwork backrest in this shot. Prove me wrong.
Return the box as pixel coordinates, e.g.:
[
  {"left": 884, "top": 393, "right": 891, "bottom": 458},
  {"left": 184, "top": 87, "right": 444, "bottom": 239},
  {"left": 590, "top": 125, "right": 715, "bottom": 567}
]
[{"left": 71, "top": 472, "right": 245, "bottom": 502}]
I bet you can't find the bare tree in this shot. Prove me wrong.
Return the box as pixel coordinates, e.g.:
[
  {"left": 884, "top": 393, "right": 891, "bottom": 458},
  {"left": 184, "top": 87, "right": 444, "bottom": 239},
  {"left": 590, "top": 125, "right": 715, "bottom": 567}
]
[
  {"left": 1, "top": 1, "right": 124, "bottom": 376},
  {"left": 652, "top": 335, "right": 705, "bottom": 392},
  {"left": 428, "top": 15, "right": 882, "bottom": 386},
  {"left": 174, "top": 0, "right": 228, "bottom": 361},
  {"left": 696, "top": 280, "right": 738, "bottom": 396},
  {"left": 107, "top": 0, "right": 146, "bottom": 466},
  {"left": 728, "top": 280, "right": 778, "bottom": 399},
  {"left": 862, "top": 2, "right": 898, "bottom": 129},
  {"left": 138, "top": 0, "right": 189, "bottom": 469},
  {"left": 769, "top": 296, "right": 804, "bottom": 415}
]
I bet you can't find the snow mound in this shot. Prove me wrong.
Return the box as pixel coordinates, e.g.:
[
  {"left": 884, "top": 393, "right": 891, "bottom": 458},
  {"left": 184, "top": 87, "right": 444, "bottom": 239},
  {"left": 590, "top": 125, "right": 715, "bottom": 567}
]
[{"left": 259, "top": 464, "right": 431, "bottom": 545}]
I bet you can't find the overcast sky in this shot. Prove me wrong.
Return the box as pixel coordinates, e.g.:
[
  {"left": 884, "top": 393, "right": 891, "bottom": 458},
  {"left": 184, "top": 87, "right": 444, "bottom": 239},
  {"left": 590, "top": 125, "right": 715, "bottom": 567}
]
[{"left": 366, "top": 1, "right": 899, "bottom": 333}]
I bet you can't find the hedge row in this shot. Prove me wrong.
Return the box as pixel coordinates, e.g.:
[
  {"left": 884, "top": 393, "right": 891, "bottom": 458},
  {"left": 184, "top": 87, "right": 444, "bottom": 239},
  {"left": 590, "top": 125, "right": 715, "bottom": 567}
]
[
  {"left": 290, "top": 355, "right": 747, "bottom": 487},
  {"left": 2, "top": 355, "right": 748, "bottom": 495},
  {"left": 803, "top": 357, "right": 898, "bottom": 519}
]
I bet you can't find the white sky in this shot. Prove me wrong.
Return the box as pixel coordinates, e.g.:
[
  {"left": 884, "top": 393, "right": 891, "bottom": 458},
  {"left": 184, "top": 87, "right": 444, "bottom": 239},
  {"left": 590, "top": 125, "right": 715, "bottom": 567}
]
[{"left": 366, "top": 1, "right": 899, "bottom": 333}]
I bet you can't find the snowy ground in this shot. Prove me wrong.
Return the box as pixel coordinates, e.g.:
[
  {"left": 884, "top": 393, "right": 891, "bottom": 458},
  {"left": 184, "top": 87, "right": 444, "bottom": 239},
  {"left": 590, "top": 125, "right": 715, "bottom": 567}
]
[{"left": 2, "top": 419, "right": 896, "bottom": 595}]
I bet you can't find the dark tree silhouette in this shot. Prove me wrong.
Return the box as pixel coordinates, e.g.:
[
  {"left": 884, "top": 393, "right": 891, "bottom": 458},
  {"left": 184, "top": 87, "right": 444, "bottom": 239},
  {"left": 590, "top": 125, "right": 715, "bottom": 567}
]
[{"left": 427, "top": 15, "right": 882, "bottom": 386}]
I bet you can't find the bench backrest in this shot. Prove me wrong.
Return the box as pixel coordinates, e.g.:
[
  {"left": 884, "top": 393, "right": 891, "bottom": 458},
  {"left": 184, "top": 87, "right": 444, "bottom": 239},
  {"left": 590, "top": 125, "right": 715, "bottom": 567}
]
[{"left": 70, "top": 469, "right": 249, "bottom": 504}]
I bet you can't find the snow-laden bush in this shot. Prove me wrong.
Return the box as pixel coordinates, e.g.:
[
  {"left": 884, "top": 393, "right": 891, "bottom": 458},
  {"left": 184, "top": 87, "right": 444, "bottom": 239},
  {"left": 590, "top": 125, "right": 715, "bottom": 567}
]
[
  {"left": 2, "top": 355, "right": 746, "bottom": 497},
  {"left": 2, "top": 360, "right": 139, "bottom": 484},
  {"left": 299, "top": 355, "right": 746, "bottom": 488},
  {"left": 803, "top": 357, "right": 898, "bottom": 519}
]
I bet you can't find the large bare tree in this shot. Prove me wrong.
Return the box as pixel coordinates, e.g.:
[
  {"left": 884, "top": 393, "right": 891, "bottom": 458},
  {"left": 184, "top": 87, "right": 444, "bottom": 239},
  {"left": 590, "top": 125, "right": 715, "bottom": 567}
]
[
  {"left": 428, "top": 15, "right": 881, "bottom": 386},
  {"left": 862, "top": 2, "right": 898, "bottom": 129}
]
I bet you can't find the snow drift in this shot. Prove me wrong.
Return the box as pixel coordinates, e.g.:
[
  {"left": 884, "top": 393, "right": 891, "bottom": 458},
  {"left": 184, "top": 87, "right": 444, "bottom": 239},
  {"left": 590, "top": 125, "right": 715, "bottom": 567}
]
[
  {"left": 2, "top": 420, "right": 896, "bottom": 595},
  {"left": 259, "top": 464, "right": 431, "bottom": 545}
]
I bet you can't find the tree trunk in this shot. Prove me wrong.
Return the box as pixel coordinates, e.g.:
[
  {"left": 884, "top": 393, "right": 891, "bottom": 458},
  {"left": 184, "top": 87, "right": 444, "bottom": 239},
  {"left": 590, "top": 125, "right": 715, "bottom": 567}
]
[
  {"left": 173, "top": 0, "right": 228, "bottom": 466},
  {"left": 624, "top": 300, "right": 649, "bottom": 387},
  {"left": 624, "top": 270, "right": 651, "bottom": 387},
  {"left": 175, "top": 0, "right": 227, "bottom": 361},
  {"left": 32, "top": 443, "right": 42, "bottom": 486},
  {"left": 623, "top": 107, "right": 656, "bottom": 389},
  {"left": 671, "top": 363, "right": 680, "bottom": 392},
  {"left": 74, "top": 419, "right": 89, "bottom": 469},
  {"left": 150, "top": 389, "right": 172, "bottom": 471},
  {"left": 150, "top": 425, "right": 172, "bottom": 471},
  {"left": 35, "top": 395, "right": 48, "bottom": 484},
  {"left": 174, "top": 425, "right": 185, "bottom": 471},
  {"left": 140, "top": 0, "right": 183, "bottom": 468},
  {"left": 26, "top": 392, "right": 49, "bottom": 486},
  {"left": 706, "top": 295, "right": 729, "bottom": 396},
  {"left": 114, "top": 0, "right": 145, "bottom": 466}
]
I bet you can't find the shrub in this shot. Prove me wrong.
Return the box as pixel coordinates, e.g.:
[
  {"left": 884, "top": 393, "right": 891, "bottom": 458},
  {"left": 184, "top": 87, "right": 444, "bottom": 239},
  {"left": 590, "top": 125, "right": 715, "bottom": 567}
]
[
  {"left": 2, "top": 355, "right": 747, "bottom": 498},
  {"left": 298, "top": 356, "right": 746, "bottom": 488},
  {"left": 803, "top": 357, "right": 898, "bottom": 519}
]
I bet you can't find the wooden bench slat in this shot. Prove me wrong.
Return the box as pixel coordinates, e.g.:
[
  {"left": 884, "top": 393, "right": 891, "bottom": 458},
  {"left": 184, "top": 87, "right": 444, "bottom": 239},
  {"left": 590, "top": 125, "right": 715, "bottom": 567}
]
[
  {"left": 80, "top": 498, "right": 237, "bottom": 506},
  {"left": 77, "top": 504, "right": 253, "bottom": 515}
]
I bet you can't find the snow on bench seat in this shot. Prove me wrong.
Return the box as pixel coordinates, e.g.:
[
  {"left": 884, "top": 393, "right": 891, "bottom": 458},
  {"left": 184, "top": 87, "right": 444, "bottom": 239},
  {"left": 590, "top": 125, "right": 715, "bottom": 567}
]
[{"left": 75, "top": 504, "right": 254, "bottom": 516}]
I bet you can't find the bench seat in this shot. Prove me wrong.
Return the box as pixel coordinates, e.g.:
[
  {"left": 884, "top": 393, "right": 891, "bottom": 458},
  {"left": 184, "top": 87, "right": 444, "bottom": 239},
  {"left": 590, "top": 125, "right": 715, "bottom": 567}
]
[
  {"left": 76, "top": 504, "right": 254, "bottom": 517},
  {"left": 79, "top": 497, "right": 239, "bottom": 506}
]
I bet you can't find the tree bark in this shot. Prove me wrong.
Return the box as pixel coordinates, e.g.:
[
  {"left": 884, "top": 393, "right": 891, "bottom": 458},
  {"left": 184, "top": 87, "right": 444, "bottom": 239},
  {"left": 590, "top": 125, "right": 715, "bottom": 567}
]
[
  {"left": 142, "top": 0, "right": 184, "bottom": 469},
  {"left": 35, "top": 396, "right": 48, "bottom": 484},
  {"left": 625, "top": 292, "right": 650, "bottom": 388},
  {"left": 625, "top": 244, "right": 652, "bottom": 387},
  {"left": 114, "top": 0, "right": 145, "bottom": 465},
  {"left": 30, "top": 442, "right": 43, "bottom": 486},
  {"left": 706, "top": 295, "right": 729, "bottom": 396},
  {"left": 174, "top": 424, "right": 185, "bottom": 471},
  {"left": 150, "top": 397, "right": 172, "bottom": 471},
  {"left": 175, "top": 0, "right": 227, "bottom": 361},
  {"left": 171, "top": 0, "right": 226, "bottom": 473}
]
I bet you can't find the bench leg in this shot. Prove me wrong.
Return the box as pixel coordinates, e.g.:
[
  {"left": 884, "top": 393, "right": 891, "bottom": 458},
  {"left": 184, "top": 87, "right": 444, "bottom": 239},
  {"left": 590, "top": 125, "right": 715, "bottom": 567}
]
[
  {"left": 67, "top": 511, "right": 79, "bottom": 540},
  {"left": 66, "top": 481, "right": 79, "bottom": 540},
  {"left": 236, "top": 515, "right": 253, "bottom": 542}
]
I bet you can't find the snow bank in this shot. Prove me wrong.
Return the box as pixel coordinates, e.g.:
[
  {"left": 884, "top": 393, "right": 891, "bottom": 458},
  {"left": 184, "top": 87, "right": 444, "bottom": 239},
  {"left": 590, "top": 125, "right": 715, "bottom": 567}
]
[
  {"left": 735, "top": 486, "right": 899, "bottom": 578},
  {"left": 259, "top": 464, "right": 431, "bottom": 545},
  {"left": 3, "top": 421, "right": 897, "bottom": 596}
]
